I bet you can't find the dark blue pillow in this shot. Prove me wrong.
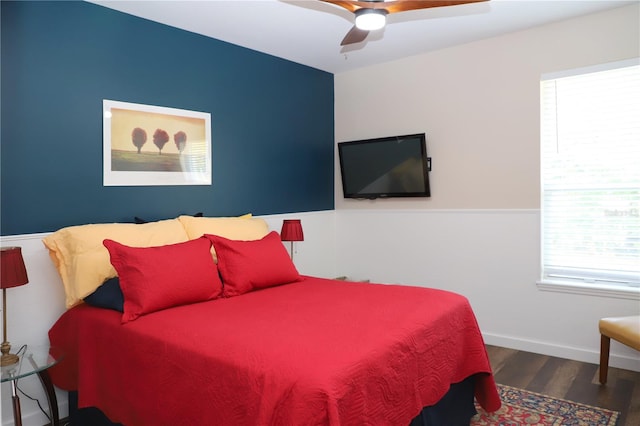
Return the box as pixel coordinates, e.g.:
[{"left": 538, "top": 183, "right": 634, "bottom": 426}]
[
  {"left": 83, "top": 277, "right": 124, "bottom": 312},
  {"left": 134, "top": 212, "right": 203, "bottom": 224}
]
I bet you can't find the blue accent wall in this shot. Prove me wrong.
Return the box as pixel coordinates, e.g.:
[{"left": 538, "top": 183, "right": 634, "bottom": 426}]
[{"left": 1, "top": 1, "right": 335, "bottom": 235}]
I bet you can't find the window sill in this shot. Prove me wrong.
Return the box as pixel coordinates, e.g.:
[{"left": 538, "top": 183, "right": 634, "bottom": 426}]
[{"left": 537, "top": 280, "right": 640, "bottom": 300}]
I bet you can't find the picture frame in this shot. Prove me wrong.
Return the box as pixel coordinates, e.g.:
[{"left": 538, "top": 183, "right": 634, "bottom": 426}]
[{"left": 103, "top": 99, "right": 212, "bottom": 186}]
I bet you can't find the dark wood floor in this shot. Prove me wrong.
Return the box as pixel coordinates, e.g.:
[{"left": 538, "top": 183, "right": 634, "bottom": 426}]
[{"left": 486, "top": 345, "right": 640, "bottom": 426}]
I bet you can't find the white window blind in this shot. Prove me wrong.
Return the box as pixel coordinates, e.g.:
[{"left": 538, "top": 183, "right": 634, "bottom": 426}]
[{"left": 540, "top": 59, "right": 640, "bottom": 287}]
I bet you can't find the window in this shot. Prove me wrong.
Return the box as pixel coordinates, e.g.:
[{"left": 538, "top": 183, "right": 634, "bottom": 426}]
[{"left": 540, "top": 59, "right": 640, "bottom": 296}]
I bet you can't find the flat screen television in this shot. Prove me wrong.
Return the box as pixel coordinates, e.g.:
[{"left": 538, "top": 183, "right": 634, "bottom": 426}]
[{"left": 338, "top": 133, "right": 431, "bottom": 199}]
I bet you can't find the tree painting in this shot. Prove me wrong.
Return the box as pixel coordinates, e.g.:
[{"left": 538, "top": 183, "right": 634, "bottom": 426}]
[
  {"left": 174, "top": 131, "right": 187, "bottom": 154},
  {"left": 131, "top": 127, "right": 147, "bottom": 154},
  {"left": 153, "top": 129, "right": 170, "bottom": 155}
]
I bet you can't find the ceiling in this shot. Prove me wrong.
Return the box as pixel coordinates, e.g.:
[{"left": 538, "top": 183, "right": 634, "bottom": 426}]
[{"left": 89, "top": 0, "right": 636, "bottom": 74}]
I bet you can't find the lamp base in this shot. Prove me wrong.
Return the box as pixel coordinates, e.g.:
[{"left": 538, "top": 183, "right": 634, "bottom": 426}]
[
  {"left": 1, "top": 340, "right": 19, "bottom": 366},
  {"left": 1, "top": 353, "right": 19, "bottom": 366}
]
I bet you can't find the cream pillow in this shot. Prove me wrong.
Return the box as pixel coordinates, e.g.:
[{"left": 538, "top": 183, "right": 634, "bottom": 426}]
[
  {"left": 177, "top": 214, "right": 269, "bottom": 262},
  {"left": 43, "top": 219, "right": 189, "bottom": 308}
]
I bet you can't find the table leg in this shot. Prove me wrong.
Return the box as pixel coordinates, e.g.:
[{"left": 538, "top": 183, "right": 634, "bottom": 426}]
[
  {"left": 36, "top": 368, "right": 60, "bottom": 426},
  {"left": 11, "top": 379, "right": 22, "bottom": 426}
]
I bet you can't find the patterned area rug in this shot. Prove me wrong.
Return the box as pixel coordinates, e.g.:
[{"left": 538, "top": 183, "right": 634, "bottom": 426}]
[{"left": 472, "top": 384, "right": 620, "bottom": 426}]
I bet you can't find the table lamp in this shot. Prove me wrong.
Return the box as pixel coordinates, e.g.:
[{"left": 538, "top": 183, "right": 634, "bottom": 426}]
[
  {"left": 280, "top": 219, "right": 304, "bottom": 262},
  {"left": 1, "top": 246, "right": 29, "bottom": 366}
]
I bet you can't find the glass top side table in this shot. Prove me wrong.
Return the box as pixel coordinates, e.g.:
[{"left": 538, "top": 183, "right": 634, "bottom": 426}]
[{"left": 1, "top": 346, "right": 61, "bottom": 426}]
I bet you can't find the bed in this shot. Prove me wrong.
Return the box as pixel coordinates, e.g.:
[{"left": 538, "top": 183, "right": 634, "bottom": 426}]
[{"left": 43, "top": 216, "right": 501, "bottom": 425}]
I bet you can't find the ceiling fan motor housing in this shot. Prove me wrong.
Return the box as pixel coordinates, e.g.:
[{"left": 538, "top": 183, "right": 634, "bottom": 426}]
[
  {"left": 321, "top": 0, "right": 490, "bottom": 46},
  {"left": 355, "top": 8, "right": 388, "bottom": 31}
]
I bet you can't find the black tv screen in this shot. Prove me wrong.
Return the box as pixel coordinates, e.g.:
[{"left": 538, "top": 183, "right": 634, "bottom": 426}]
[{"left": 338, "top": 133, "right": 430, "bottom": 199}]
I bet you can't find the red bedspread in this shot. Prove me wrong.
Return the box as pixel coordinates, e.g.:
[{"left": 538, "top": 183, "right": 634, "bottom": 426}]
[{"left": 49, "top": 276, "right": 500, "bottom": 425}]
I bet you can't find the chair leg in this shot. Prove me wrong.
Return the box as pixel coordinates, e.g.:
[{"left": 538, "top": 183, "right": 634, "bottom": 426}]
[{"left": 599, "top": 334, "right": 611, "bottom": 384}]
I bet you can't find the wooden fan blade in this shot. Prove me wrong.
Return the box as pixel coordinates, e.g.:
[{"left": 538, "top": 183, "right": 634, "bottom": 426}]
[
  {"left": 384, "top": 0, "right": 489, "bottom": 14},
  {"left": 341, "top": 25, "right": 369, "bottom": 45},
  {"left": 321, "top": 0, "right": 488, "bottom": 46},
  {"left": 319, "top": 1, "right": 392, "bottom": 13},
  {"left": 319, "top": 0, "right": 488, "bottom": 14}
]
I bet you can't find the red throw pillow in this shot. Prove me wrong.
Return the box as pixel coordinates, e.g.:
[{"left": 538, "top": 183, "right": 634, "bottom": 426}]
[
  {"left": 103, "top": 237, "right": 223, "bottom": 322},
  {"left": 205, "top": 231, "right": 300, "bottom": 297}
]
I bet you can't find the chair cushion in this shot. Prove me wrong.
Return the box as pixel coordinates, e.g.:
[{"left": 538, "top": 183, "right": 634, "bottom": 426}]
[{"left": 599, "top": 316, "right": 640, "bottom": 351}]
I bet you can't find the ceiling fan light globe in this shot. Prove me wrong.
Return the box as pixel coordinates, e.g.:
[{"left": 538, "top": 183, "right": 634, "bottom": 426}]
[{"left": 355, "top": 9, "right": 387, "bottom": 31}]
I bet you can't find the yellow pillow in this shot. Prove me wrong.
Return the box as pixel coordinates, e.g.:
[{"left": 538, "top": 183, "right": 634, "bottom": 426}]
[
  {"left": 177, "top": 214, "right": 269, "bottom": 262},
  {"left": 43, "top": 219, "right": 189, "bottom": 308}
]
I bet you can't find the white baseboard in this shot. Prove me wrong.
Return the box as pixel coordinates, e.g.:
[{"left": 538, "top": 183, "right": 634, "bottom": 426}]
[{"left": 483, "top": 332, "right": 640, "bottom": 373}]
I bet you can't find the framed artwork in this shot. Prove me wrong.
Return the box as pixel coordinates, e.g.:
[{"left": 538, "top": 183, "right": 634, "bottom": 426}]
[{"left": 103, "top": 99, "right": 212, "bottom": 186}]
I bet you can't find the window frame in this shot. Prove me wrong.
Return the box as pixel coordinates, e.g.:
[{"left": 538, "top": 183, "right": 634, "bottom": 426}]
[{"left": 538, "top": 58, "right": 640, "bottom": 300}]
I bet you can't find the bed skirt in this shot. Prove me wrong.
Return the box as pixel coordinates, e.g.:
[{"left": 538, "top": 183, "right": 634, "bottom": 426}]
[{"left": 68, "top": 375, "right": 477, "bottom": 426}]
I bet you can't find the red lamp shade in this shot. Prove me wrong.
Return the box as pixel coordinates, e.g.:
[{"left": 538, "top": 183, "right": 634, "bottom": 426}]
[
  {"left": 280, "top": 219, "right": 304, "bottom": 242},
  {"left": 1, "top": 246, "right": 29, "bottom": 289}
]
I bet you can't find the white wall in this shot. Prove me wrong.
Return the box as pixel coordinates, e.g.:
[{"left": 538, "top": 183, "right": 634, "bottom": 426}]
[
  {"left": 335, "top": 4, "right": 639, "bottom": 210},
  {"left": 2, "top": 5, "right": 639, "bottom": 426},
  {"left": 0, "top": 233, "right": 67, "bottom": 426},
  {"left": 332, "top": 2, "right": 640, "bottom": 383},
  {"left": 0, "top": 211, "right": 337, "bottom": 426},
  {"left": 260, "top": 211, "right": 338, "bottom": 279},
  {"left": 336, "top": 209, "right": 639, "bottom": 368},
  {"left": 1, "top": 208, "right": 637, "bottom": 426}
]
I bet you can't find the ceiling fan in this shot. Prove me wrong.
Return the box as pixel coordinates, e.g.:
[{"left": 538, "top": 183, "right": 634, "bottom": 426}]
[{"left": 318, "top": 0, "right": 489, "bottom": 46}]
